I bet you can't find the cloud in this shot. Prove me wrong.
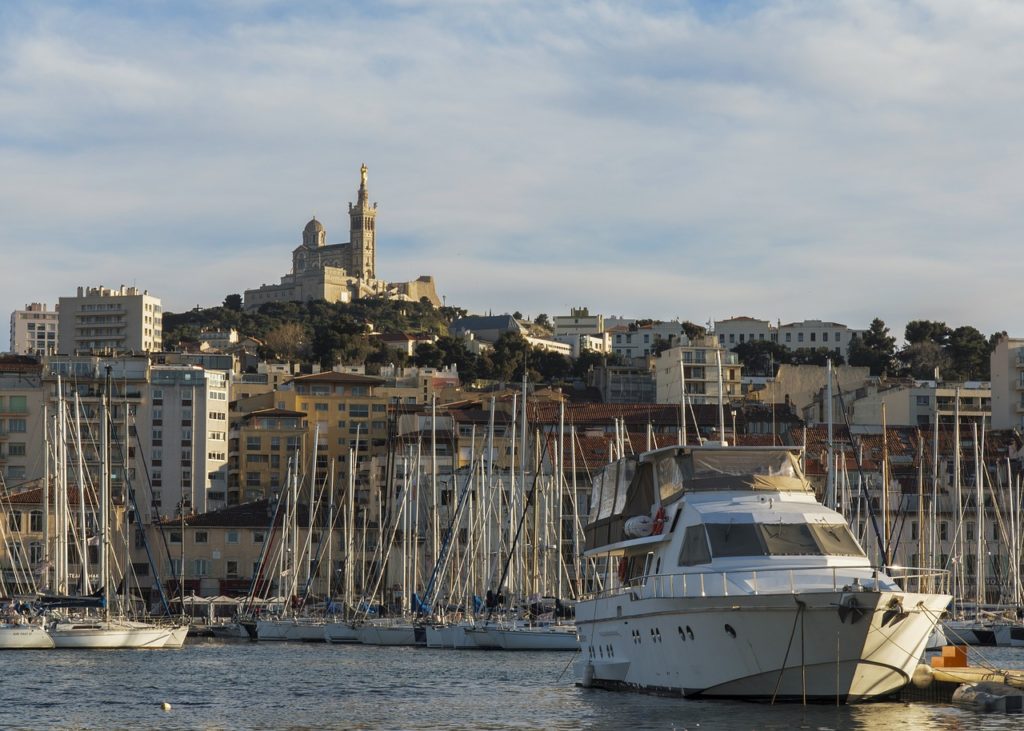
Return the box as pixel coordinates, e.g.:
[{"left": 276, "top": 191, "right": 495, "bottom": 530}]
[{"left": 1, "top": 0, "right": 1023, "bottom": 347}]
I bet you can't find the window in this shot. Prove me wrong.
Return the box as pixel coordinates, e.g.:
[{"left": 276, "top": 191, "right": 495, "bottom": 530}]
[
  {"left": 349, "top": 404, "right": 369, "bottom": 418},
  {"left": 797, "top": 333, "right": 804, "bottom": 343},
  {"left": 169, "top": 530, "right": 182, "bottom": 544},
  {"left": 966, "top": 522, "right": 975, "bottom": 541},
  {"left": 226, "top": 530, "right": 239, "bottom": 544},
  {"left": 314, "top": 403, "right": 328, "bottom": 412},
  {"left": 8, "top": 442, "right": 25, "bottom": 456},
  {"left": 916, "top": 395, "right": 930, "bottom": 406},
  {"left": 226, "top": 560, "right": 240, "bottom": 579},
  {"left": 246, "top": 436, "right": 262, "bottom": 450},
  {"left": 8, "top": 419, "right": 26, "bottom": 433},
  {"left": 30, "top": 510, "right": 43, "bottom": 532},
  {"left": 253, "top": 530, "right": 266, "bottom": 544},
  {"left": 8, "top": 511, "right": 21, "bottom": 532},
  {"left": 785, "top": 332, "right": 792, "bottom": 342},
  {"left": 191, "top": 559, "right": 210, "bottom": 577},
  {"left": 678, "top": 525, "right": 711, "bottom": 566},
  {"left": 194, "top": 531, "right": 208, "bottom": 544}
]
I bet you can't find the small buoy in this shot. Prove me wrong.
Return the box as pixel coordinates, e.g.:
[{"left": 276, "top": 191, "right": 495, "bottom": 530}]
[{"left": 161, "top": 702, "right": 172, "bottom": 711}]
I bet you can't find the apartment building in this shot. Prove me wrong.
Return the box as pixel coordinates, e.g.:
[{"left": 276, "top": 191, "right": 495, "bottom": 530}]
[
  {"left": 991, "top": 335, "right": 1024, "bottom": 431},
  {"left": 57, "top": 285, "right": 162, "bottom": 355},
  {"left": 654, "top": 338, "right": 743, "bottom": 405},
  {"left": 9, "top": 303, "right": 59, "bottom": 355}
]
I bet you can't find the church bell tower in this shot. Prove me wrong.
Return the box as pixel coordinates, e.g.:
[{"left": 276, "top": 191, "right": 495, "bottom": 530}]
[{"left": 349, "top": 163, "right": 377, "bottom": 279}]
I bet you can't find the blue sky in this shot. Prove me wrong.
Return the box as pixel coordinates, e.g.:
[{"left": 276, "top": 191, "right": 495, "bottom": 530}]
[{"left": 2, "top": 1, "right": 1022, "bottom": 342}]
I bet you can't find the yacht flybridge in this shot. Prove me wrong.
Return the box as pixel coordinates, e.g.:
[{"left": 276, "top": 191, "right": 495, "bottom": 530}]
[{"left": 575, "top": 444, "right": 950, "bottom": 703}]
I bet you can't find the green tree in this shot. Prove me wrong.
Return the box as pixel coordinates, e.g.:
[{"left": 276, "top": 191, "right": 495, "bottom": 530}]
[
  {"left": 534, "top": 313, "right": 551, "bottom": 329},
  {"left": 681, "top": 321, "right": 706, "bottom": 341},
  {"left": 898, "top": 340, "right": 951, "bottom": 379},
  {"left": 732, "top": 340, "right": 791, "bottom": 376},
  {"left": 848, "top": 318, "right": 897, "bottom": 375},
  {"left": 946, "top": 326, "right": 991, "bottom": 380},
  {"left": 490, "top": 332, "right": 529, "bottom": 382},
  {"left": 223, "top": 294, "right": 243, "bottom": 311},
  {"left": 904, "top": 320, "right": 950, "bottom": 346},
  {"left": 789, "top": 347, "right": 845, "bottom": 367},
  {"left": 413, "top": 342, "right": 444, "bottom": 369}
]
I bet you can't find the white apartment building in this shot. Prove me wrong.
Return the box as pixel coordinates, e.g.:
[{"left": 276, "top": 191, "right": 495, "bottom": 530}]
[
  {"left": 611, "top": 321, "right": 691, "bottom": 360},
  {"left": 9, "top": 303, "right": 59, "bottom": 355},
  {"left": 805, "top": 380, "right": 990, "bottom": 428},
  {"left": 57, "top": 285, "right": 162, "bottom": 355},
  {"left": 714, "top": 317, "right": 774, "bottom": 348},
  {"left": 990, "top": 336, "right": 1024, "bottom": 430},
  {"left": 144, "top": 365, "right": 230, "bottom": 518},
  {"left": 779, "top": 320, "right": 859, "bottom": 357},
  {"left": 553, "top": 307, "right": 604, "bottom": 337},
  {"left": 654, "top": 338, "right": 743, "bottom": 405},
  {"left": 553, "top": 333, "right": 611, "bottom": 358},
  {"left": 714, "top": 317, "right": 861, "bottom": 358}
]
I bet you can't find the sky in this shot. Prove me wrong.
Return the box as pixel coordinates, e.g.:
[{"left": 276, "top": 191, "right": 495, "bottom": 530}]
[{"left": 2, "top": 0, "right": 1023, "bottom": 344}]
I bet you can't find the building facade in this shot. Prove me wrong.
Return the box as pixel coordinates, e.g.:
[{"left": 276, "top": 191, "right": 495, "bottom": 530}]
[
  {"left": 654, "top": 338, "right": 743, "bottom": 405},
  {"left": 990, "top": 335, "right": 1024, "bottom": 431},
  {"left": 9, "top": 303, "right": 59, "bottom": 355},
  {"left": 57, "top": 286, "right": 162, "bottom": 355}
]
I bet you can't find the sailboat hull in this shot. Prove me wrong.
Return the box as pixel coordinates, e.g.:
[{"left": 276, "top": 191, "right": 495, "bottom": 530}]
[
  {"left": 0, "top": 624, "right": 55, "bottom": 649},
  {"left": 50, "top": 621, "right": 170, "bottom": 649}
]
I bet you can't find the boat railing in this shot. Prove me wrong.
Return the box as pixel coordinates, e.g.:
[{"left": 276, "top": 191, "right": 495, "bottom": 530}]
[{"left": 596, "top": 564, "right": 950, "bottom": 601}]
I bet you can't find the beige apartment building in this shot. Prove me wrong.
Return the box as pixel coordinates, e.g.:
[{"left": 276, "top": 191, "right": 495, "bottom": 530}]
[
  {"left": 991, "top": 335, "right": 1024, "bottom": 431},
  {"left": 57, "top": 285, "right": 162, "bottom": 355},
  {"left": 653, "top": 337, "right": 743, "bottom": 405},
  {"left": 9, "top": 303, "right": 59, "bottom": 356}
]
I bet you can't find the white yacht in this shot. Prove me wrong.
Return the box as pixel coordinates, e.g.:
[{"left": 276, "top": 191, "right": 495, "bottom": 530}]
[
  {"left": 48, "top": 618, "right": 170, "bottom": 649},
  {"left": 575, "top": 444, "right": 950, "bottom": 702}
]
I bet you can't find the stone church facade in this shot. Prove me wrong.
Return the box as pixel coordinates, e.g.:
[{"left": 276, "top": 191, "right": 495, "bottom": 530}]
[{"left": 244, "top": 165, "right": 441, "bottom": 310}]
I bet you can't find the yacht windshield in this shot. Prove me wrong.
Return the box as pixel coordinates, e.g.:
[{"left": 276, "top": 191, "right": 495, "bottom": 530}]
[{"left": 695, "top": 522, "right": 865, "bottom": 560}]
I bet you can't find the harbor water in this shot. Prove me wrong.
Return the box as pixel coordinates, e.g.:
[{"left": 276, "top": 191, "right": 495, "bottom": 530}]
[{"left": 4, "top": 641, "right": 1024, "bottom": 730}]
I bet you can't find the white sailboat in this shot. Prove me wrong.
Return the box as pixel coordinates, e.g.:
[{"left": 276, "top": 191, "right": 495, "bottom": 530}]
[{"left": 47, "top": 381, "right": 170, "bottom": 649}]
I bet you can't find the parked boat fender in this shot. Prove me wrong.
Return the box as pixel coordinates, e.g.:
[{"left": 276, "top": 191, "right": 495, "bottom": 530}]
[
  {"left": 581, "top": 662, "right": 595, "bottom": 688},
  {"left": 651, "top": 507, "right": 667, "bottom": 535}
]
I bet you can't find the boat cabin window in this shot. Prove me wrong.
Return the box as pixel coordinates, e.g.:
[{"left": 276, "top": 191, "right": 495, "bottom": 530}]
[
  {"left": 614, "top": 460, "right": 636, "bottom": 515},
  {"left": 705, "top": 523, "right": 767, "bottom": 558},
  {"left": 597, "top": 464, "right": 618, "bottom": 520},
  {"left": 678, "top": 525, "right": 712, "bottom": 566},
  {"left": 696, "top": 522, "right": 865, "bottom": 559},
  {"left": 809, "top": 524, "right": 864, "bottom": 556},
  {"left": 692, "top": 451, "right": 801, "bottom": 480},
  {"left": 760, "top": 523, "right": 819, "bottom": 555},
  {"left": 654, "top": 453, "right": 690, "bottom": 505}
]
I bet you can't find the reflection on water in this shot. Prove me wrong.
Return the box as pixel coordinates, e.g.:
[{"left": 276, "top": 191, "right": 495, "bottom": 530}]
[{"left": 1, "top": 642, "right": 1022, "bottom": 730}]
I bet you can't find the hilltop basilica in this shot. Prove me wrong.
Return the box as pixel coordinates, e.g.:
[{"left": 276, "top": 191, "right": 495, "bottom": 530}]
[{"left": 243, "top": 165, "right": 441, "bottom": 310}]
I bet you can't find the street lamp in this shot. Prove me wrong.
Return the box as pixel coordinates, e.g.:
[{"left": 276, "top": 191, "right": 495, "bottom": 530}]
[{"left": 731, "top": 409, "right": 738, "bottom": 446}]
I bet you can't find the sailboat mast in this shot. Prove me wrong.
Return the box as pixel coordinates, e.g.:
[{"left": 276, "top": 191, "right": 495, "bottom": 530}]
[{"left": 73, "top": 392, "right": 90, "bottom": 596}]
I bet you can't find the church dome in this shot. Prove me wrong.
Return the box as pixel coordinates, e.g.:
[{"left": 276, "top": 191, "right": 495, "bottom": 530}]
[{"left": 302, "top": 217, "right": 326, "bottom": 248}]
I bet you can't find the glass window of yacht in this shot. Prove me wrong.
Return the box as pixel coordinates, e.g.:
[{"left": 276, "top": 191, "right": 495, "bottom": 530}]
[
  {"left": 809, "top": 524, "right": 864, "bottom": 556},
  {"left": 760, "top": 523, "right": 819, "bottom": 555},
  {"left": 598, "top": 465, "right": 618, "bottom": 520},
  {"left": 678, "top": 525, "right": 712, "bottom": 566},
  {"left": 706, "top": 523, "right": 766, "bottom": 557},
  {"left": 654, "top": 454, "right": 688, "bottom": 504}
]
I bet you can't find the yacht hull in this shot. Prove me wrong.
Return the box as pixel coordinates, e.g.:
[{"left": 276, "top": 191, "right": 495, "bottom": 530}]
[
  {"left": 576, "top": 590, "right": 947, "bottom": 702},
  {"left": 355, "top": 623, "right": 419, "bottom": 646}
]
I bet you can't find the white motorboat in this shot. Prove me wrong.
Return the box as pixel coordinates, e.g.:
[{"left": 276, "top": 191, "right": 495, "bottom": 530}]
[
  {"left": 575, "top": 444, "right": 950, "bottom": 702},
  {"left": 0, "top": 623, "right": 55, "bottom": 649},
  {"left": 486, "top": 623, "right": 577, "bottom": 651},
  {"left": 49, "top": 619, "right": 170, "bottom": 649}
]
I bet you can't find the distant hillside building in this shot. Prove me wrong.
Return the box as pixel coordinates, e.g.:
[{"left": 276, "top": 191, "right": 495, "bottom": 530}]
[
  {"left": 57, "top": 286, "right": 162, "bottom": 355},
  {"left": 449, "top": 314, "right": 526, "bottom": 343},
  {"left": 714, "top": 316, "right": 862, "bottom": 358},
  {"left": 9, "top": 303, "right": 58, "bottom": 355},
  {"left": 244, "top": 165, "right": 441, "bottom": 310}
]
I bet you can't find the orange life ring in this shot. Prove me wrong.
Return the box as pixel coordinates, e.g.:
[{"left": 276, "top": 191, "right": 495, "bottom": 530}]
[
  {"left": 617, "top": 557, "right": 628, "bottom": 583},
  {"left": 651, "top": 507, "right": 667, "bottom": 535}
]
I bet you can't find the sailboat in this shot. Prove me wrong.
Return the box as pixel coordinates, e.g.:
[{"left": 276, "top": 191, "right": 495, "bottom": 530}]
[{"left": 45, "top": 380, "right": 170, "bottom": 649}]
